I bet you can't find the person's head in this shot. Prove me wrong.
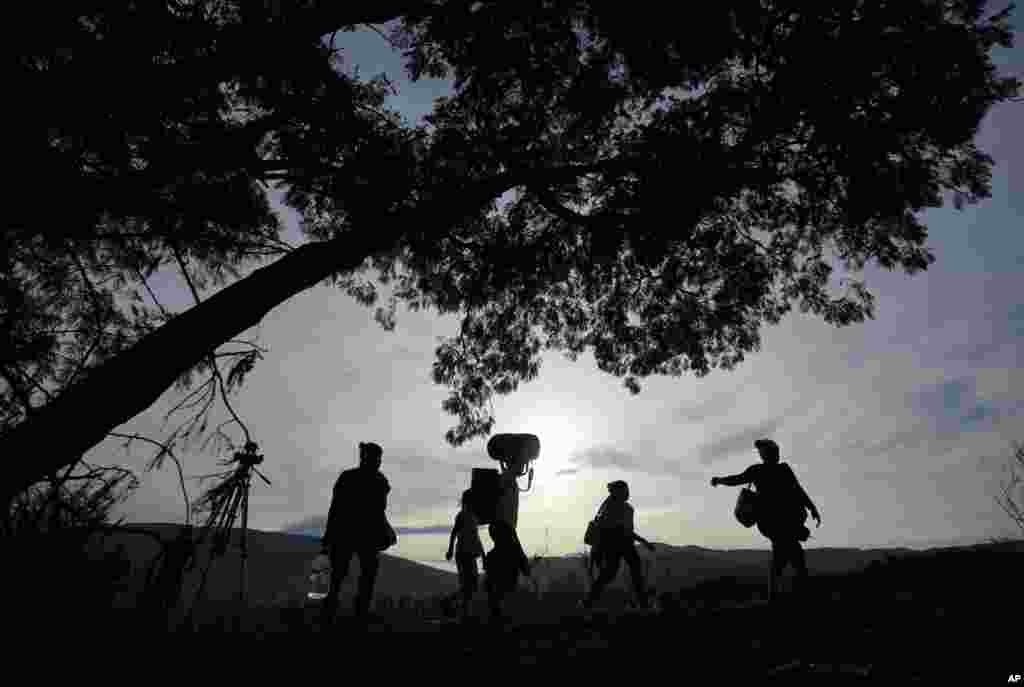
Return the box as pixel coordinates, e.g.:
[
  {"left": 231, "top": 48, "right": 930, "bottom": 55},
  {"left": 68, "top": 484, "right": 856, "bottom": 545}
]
[
  {"left": 608, "top": 480, "right": 629, "bottom": 501},
  {"left": 460, "top": 489, "right": 473, "bottom": 510},
  {"left": 358, "top": 441, "right": 383, "bottom": 470},
  {"left": 754, "top": 439, "right": 780, "bottom": 464}
]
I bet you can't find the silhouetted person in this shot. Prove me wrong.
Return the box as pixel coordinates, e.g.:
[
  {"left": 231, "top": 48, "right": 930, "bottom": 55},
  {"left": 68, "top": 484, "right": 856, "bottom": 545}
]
[
  {"left": 484, "top": 462, "right": 531, "bottom": 621},
  {"left": 483, "top": 522, "right": 531, "bottom": 622},
  {"left": 711, "top": 439, "right": 821, "bottom": 602},
  {"left": 582, "top": 480, "right": 655, "bottom": 610},
  {"left": 320, "top": 441, "right": 391, "bottom": 623},
  {"left": 446, "top": 489, "right": 485, "bottom": 620}
]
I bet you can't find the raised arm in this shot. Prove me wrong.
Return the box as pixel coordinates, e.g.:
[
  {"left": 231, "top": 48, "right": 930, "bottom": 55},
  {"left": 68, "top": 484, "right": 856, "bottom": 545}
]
[
  {"left": 789, "top": 467, "right": 821, "bottom": 525},
  {"left": 711, "top": 467, "right": 754, "bottom": 487}
]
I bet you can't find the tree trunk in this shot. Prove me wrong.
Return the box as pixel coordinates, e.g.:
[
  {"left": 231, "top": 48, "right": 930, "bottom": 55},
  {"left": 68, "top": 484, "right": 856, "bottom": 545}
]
[
  {"left": 0, "top": 160, "right": 564, "bottom": 506},
  {"left": 0, "top": 234, "right": 380, "bottom": 506}
]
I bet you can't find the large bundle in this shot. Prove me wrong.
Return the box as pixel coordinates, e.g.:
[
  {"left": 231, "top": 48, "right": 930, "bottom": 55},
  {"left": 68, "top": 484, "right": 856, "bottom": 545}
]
[
  {"left": 486, "top": 433, "right": 540, "bottom": 469},
  {"left": 469, "top": 467, "right": 501, "bottom": 524},
  {"left": 734, "top": 488, "right": 759, "bottom": 528}
]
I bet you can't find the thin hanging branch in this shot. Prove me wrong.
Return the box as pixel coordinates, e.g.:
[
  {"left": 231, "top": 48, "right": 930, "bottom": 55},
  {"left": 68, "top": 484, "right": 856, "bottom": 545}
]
[{"left": 109, "top": 431, "right": 191, "bottom": 525}]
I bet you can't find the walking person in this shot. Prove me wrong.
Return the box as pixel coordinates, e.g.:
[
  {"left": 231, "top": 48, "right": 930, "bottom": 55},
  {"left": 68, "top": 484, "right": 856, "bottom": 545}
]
[
  {"left": 581, "top": 480, "right": 655, "bottom": 610},
  {"left": 320, "top": 441, "right": 395, "bottom": 625},
  {"left": 711, "top": 439, "right": 821, "bottom": 602},
  {"left": 446, "top": 489, "right": 485, "bottom": 620},
  {"left": 484, "top": 460, "right": 531, "bottom": 622}
]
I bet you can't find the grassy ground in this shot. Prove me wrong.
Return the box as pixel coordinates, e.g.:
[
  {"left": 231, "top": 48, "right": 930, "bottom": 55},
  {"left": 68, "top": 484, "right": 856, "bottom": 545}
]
[
  {"left": 8, "top": 538, "right": 1020, "bottom": 682},
  {"left": 163, "top": 592, "right": 1007, "bottom": 682},
  {"left": 129, "top": 567, "right": 1015, "bottom": 683}
]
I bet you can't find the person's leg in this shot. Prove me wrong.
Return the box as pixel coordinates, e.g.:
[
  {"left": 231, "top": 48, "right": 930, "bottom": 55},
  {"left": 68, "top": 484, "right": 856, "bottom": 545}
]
[
  {"left": 506, "top": 525, "right": 530, "bottom": 575},
  {"left": 483, "top": 549, "right": 503, "bottom": 620},
  {"left": 486, "top": 571, "right": 507, "bottom": 620},
  {"left": 623, "top": 544, "right": 648, "bottom": 607},
  {"left": 456, "top": 555, "right": 469, "bottom": 605},
  {"left": 456, "top": 554, "right": 477, "bottom": 615},
  {"left": 494, "top": 521, "right": 531, "bottom": 574},
  {"left": 355, "top": 549, "right": 380, "bottom": 617},
  {"left": 584, "top": 547, "right": 622, "bottom": 608},
  {"left": 323, "top": 546, "right": 353, "bottom": 624},
  {"left": 790, "top": 541, "right": 809, "bottom": 598},
  {"left": 769, "top": 539, "right": 786, "bottom": 602}
]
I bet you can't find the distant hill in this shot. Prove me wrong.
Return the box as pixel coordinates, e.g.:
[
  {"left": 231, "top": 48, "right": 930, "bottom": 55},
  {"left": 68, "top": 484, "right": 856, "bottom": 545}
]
[
  {"left": 87, "top": 524, "right": 1022, "bottom": 611},
  {"left": 90, "top": 523, "right": 459, "bottom": 609},
  {"left": 526, "top": 541, "right": 919, "bottom": 595}
]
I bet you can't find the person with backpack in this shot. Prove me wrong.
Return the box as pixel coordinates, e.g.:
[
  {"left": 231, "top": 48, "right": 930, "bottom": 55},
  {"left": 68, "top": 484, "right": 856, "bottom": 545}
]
[
  {"left": 446, "top": 489, "right": 485, "bottom": 620},
  {"left": 581, "top": 480, "right": 655, "bottom": 610},
  {"left": 711, "top": 439, "right": 822, "bottom": 602},
  {"left": 320, "top": 441, "right": 394, "bottom": 624}
]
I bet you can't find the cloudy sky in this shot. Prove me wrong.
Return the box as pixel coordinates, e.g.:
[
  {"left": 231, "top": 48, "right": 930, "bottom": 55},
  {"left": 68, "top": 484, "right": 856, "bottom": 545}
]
[{"left": 103, "top": 16, "right": 1023, "bottom": 569}]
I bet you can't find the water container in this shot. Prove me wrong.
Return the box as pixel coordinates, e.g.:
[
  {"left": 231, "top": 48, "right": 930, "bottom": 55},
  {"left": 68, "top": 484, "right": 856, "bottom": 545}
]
[
  {"left": 307, "top": 553, "right": 331, "bottom": 601},
  {"left": 486, "top": 433, "right": 540, "bottom": 473}
]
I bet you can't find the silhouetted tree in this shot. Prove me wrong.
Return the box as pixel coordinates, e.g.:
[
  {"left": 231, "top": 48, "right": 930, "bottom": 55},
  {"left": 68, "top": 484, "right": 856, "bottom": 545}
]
[
  {"left": 3, "top": 460, "right": 140, "bottom": 629},
  {"left": 994, "top": 441, "right": 1024, "bottom": 535},
  {"left": 3, "top": 1, "right": 1019, "bottom": 506}
]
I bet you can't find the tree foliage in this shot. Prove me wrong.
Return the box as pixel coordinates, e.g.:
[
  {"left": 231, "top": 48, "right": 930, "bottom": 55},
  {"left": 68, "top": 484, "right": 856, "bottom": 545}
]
[
  {"left": 382, "top": 0, "right": 1021, "bottom": 442},
  {"left": 2, "top": 1, "right": 1019, "bottom": 500}
]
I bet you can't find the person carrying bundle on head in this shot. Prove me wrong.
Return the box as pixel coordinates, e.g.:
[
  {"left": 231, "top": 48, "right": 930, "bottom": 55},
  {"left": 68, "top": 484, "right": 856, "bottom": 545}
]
[{"left": 483, "top": 460, "right": 532, "bottom": 621}]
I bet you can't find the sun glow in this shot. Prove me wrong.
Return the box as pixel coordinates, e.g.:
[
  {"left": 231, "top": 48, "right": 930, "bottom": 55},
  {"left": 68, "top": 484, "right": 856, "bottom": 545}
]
[{"left": 513, "top": 409, "right": 591, "bottom": 507}]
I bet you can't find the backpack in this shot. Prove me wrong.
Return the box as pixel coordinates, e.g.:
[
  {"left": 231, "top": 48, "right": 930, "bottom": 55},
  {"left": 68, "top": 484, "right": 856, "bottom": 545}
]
[
  {"left": 583, "top": 499, "right": 610, "bottom": 546},
  {"left": 469, "top": 468, "right": 501, "bottom": 524},
  {"left": 377, "top": 520, "right": 398, "bottom": 551}
]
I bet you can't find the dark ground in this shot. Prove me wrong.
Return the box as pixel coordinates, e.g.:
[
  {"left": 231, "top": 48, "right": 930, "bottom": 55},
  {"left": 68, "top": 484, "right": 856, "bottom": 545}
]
[
  {"left": 138, "top": 549, "right": 1018, "bottom": 683},
  {"left": 190, "top": 589, "right": 1011, "bottom": 683},
  {"left": 7, "top": 536, "right": 1020, "bottom": 682}
]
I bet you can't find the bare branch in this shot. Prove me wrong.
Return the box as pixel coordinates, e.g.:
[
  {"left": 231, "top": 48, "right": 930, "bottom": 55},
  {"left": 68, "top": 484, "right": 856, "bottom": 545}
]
[
  {"left": 109, "top": 431, "right": 191, "bottom": 525},
  {"left": 993, "top": 440, "right": 1024, "bottom": 535},
  {"left": 164, "top": 376, "right": 217, "bottom": 419}
]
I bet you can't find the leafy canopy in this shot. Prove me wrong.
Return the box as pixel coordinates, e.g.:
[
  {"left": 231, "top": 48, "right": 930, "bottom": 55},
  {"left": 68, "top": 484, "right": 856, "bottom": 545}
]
[
  {"left": 4, "top": 1, "right": 1018, "bottom": 456},
  {"left": 376, "top": 0, "right": 1019, "bottom": 443}
]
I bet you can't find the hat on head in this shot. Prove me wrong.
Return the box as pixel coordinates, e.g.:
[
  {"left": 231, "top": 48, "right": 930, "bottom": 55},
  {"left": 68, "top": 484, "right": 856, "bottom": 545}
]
[{"left": 607, "top": 480, "right": 629, "bottom": 493}]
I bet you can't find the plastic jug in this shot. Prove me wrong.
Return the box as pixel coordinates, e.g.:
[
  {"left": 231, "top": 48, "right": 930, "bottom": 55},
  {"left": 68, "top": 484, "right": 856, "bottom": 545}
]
[{"left": 307, "top": 553, "right": 331, "bottom": 601}]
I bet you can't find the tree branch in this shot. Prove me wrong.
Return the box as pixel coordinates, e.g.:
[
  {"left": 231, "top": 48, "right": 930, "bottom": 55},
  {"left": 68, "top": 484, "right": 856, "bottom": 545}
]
[
  {"left": 109, "top": 431, "right": 191, "bottom": 525},
  {"left": 529, "top": 184, "right": 632, "bottom": 228},
  {"left": 0, "top": 156, "right": 639, "bottom": 503}
]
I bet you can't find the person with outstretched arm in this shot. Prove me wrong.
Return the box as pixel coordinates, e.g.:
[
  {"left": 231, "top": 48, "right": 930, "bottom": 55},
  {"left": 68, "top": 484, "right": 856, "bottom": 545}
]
[
  {"left": 711, "top": 439, "right": 821, "bottom": 602},
  {"left": 581, "top": 480, "right": 655, "bottom": 610}
]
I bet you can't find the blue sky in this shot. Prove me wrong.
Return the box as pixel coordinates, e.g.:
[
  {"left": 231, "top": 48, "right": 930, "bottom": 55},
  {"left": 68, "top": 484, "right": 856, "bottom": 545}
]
[{"left": 105, "top": 15, "right": 1023, "bottom": 566}]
